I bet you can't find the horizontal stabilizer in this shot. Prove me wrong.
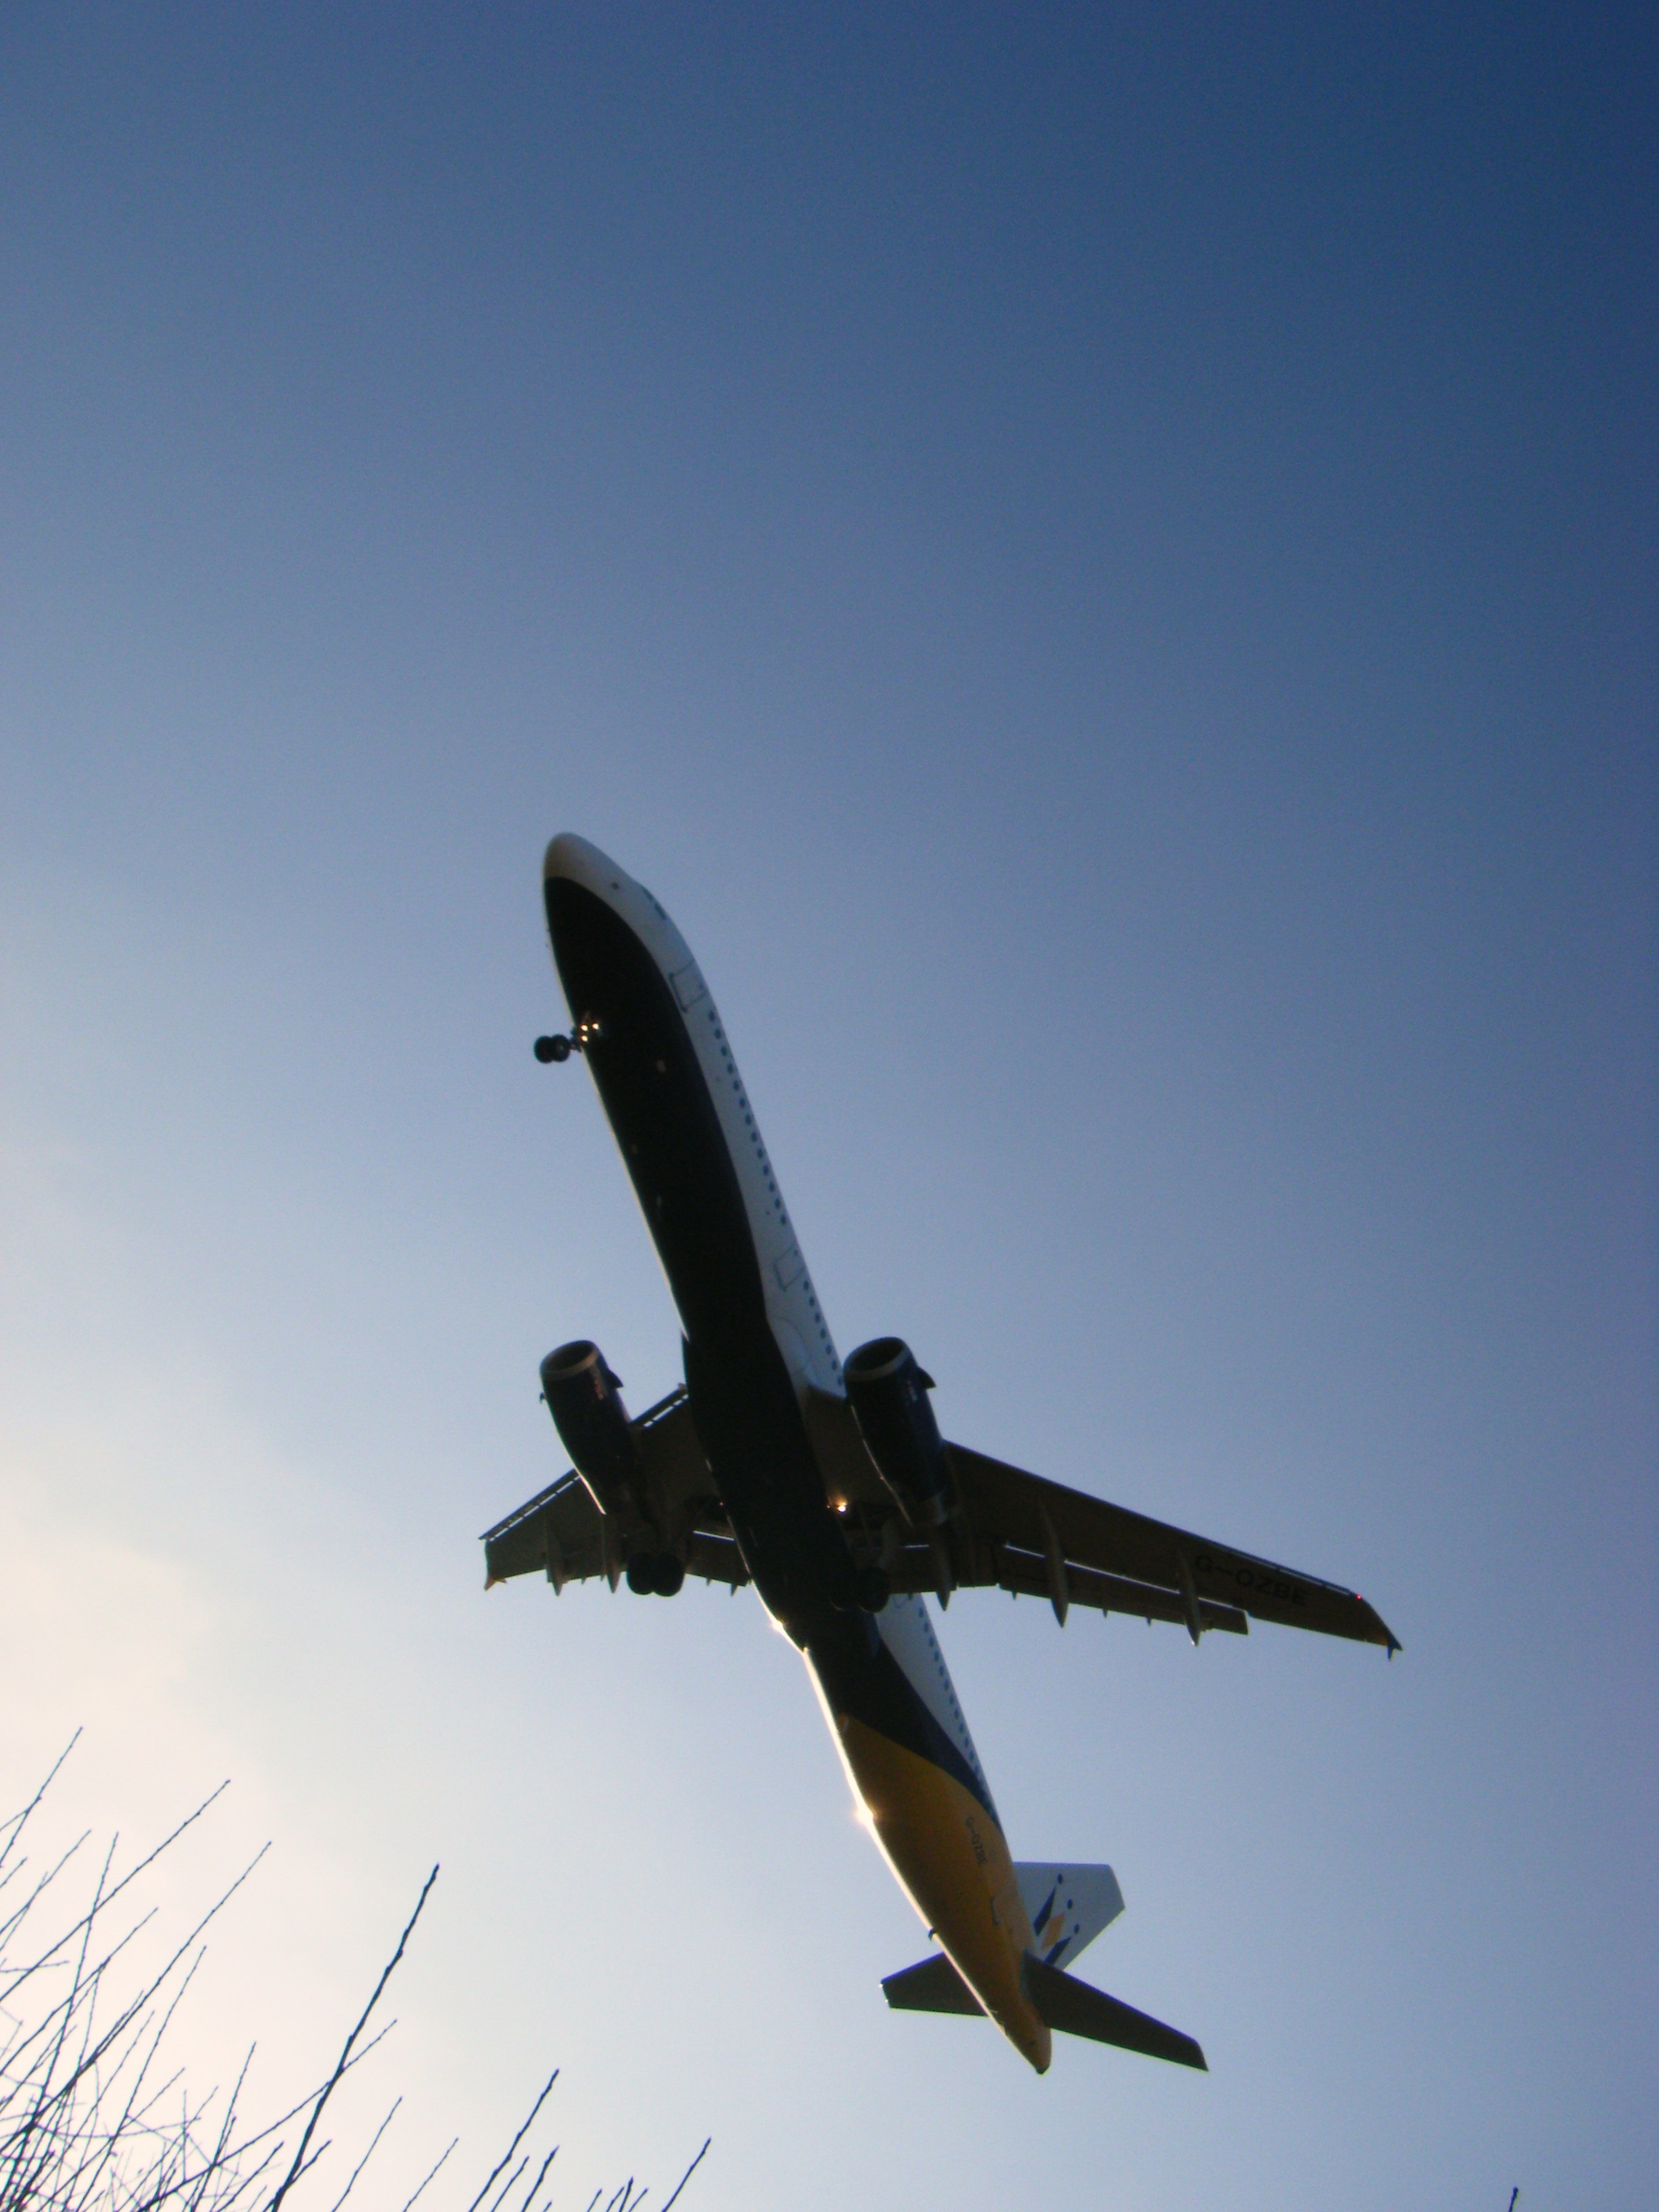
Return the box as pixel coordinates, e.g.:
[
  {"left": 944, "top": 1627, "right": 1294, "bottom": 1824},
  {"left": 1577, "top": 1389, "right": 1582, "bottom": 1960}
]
[
  {"left": 1022, "top": 1954, "right": 1206, "bottom": 2070},
  {"left": 881, "top": 1954, "right": 983, "bottom": 2016}
]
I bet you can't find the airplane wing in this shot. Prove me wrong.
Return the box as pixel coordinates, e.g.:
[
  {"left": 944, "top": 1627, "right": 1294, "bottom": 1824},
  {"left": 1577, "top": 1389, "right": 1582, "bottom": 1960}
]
[
  {"left": 935, "top": 1439, "right": 1399, "bottom": 1650},
  {"left": 803, "top": 1390, "right": 1395, "bottom": 1649},
  {"left": 487, "top": 1379, "right": 1395, "bottom": 1648},
  {"left": 481, "top": 1387, "right": 751, "bottom": 1593},
  {"left": 483, "top": 1468, "right": 611, "bottom": 1588}
]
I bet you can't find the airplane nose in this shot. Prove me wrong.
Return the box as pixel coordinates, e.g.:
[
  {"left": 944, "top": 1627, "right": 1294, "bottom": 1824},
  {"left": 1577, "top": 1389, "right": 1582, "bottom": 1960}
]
[{"left": 544, "top": 832, "right": 625, "bottom": 893}]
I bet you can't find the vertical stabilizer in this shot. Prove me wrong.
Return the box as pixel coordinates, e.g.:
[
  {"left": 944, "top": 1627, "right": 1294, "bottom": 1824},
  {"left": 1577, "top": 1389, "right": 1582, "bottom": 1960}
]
[{"left": 1014, "top": 1862, "right": 1125, "bottom": 1969}]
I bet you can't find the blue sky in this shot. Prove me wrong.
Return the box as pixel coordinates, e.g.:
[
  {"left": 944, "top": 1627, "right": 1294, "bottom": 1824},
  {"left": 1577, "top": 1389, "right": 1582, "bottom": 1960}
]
[{"left": 1, "top": 7, "right": 1653, "bottom": 2207}]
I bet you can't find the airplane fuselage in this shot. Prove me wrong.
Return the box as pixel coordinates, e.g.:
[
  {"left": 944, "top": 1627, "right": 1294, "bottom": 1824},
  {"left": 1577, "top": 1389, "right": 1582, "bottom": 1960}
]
[{"left": 543, "top": 836, "right": 1052, "bottom": 2070}]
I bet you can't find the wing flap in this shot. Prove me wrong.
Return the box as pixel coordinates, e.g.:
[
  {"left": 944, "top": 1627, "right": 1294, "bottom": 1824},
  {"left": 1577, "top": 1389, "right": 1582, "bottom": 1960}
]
[
  {"left": 629, "top": 1386, "right": 719, "bottom": 1516},
  {"left": 683, "top": 1531, "right": 751, "bottom": 1589},
  {"left": 483, "top": 1471, "right": 607, "bottom": 1588},
  {"left": 878, "top": 1538, "right": 1250, "bottom": 1633},
  {"left": 482, "top": 1386, "right": 741, "bottom": 1591},
  {"left": 946, "top": 1441, "right": 1397, "bottom": 1650}
]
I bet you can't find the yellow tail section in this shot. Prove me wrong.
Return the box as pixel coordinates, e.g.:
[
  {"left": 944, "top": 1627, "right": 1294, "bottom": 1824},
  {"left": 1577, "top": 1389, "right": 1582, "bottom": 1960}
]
[{"left": 836, "top": 1715, "right": 1051, "bottom": 2072}]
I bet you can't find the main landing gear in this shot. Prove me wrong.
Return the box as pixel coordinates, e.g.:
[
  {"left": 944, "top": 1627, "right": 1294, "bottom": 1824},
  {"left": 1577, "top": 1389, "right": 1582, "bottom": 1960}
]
[
  {"left": 836, "top": 1563, "right": 890, "bottom": 1615},
  {"left": 855, "top": 1564, "right": 891, "bottom": 1614},
  {"left": 626, "top": 1551, "right": 686, "bottom": 1597}
]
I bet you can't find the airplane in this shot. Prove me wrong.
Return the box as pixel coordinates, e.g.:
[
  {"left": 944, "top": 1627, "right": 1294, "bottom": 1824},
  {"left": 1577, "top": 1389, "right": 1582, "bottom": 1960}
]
[{"left": 482, "top": 834, "right": 1399, "bottom": 2075}]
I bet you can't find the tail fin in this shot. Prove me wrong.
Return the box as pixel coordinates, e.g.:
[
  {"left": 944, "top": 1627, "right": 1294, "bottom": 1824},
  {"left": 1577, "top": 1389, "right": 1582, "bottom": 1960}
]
[
  {"left": 1013, "top": 1861, "right": 1124, "bottom": 1969},
  {"left": 1021, "top": 1954, "right": 1207, "bottom": 2070}
]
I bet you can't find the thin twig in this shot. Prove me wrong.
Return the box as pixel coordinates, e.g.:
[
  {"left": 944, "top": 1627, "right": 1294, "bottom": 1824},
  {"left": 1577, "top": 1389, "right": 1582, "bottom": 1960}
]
[
  {"left": 396, "top": 2135, "right": 457, "bottom": 2212},
  {"left": 513, "top": 2142, "right": 558, "bottom": 2212},
  {"left": 657, "top": 2138, "right": 710, "bottom": 2212},
  {"left": 266, "top": 1866, "right": 438, "bottom": 2212},
  {"left": 323, "top": 2095, "right": 401, "bottom": 2212},
  {"left": 0, "top": 1735, "right": 81, "bottom": 1866},
  {"left": 461, "top": 2067, "right": 558, "bottom": 2212},
  {"left": 478, "top": 2154, "right": 528, "bottom": 2212}
]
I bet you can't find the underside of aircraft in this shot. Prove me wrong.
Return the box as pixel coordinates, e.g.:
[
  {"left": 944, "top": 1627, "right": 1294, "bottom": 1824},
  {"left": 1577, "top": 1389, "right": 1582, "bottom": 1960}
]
[{"left": 483, "top": 834, "right": 1397, "bottom": 2074}]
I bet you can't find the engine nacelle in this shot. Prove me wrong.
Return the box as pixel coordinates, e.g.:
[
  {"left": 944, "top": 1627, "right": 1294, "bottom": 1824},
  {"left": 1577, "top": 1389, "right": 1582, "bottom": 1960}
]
[
  {"left": 844, "top": 1337, "right": 954, "bottom": 1527},
  {"left": 540, "top": 1339, "right": 640, "bottom": 1517}
]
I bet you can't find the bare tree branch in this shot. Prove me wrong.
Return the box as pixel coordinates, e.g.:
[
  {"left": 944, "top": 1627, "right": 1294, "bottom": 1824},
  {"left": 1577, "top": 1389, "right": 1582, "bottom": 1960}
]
[
  {"left": 656, "top": 2141, "right": 710, "bottom": 2212},
  {"left": 266, "top": 1864, "right": 439, "bottom": 2212},
  {"left": 460, "top": 2069, "right": 559, "bottom": 2212},
  {"left": 396, "top": 2134, "right": 457, "bottom": 2212},
  {"left": 1, "top": 1761, "right": 707, "bottom": 2212}
]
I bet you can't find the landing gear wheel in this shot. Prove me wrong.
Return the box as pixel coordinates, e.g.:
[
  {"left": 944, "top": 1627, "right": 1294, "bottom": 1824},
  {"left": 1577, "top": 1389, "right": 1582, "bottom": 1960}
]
[
  {"left": 626, "top": 1553, "right": 655, "bottom": 1595},
  {"left": 653, "top": 1553, "right": 685, "bottom": 1597},
  {"left": 533, "top": 1034, "right": 572, "bottom": 1063},
  {"left": 854, "top": 1565, "right": 890, "bottom": 1615}
]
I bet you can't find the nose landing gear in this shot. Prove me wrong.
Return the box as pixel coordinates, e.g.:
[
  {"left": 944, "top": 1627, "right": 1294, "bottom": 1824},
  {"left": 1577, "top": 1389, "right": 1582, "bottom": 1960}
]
[{"left": 534, "top": 1015, "right": 602, "bottom": 1065}]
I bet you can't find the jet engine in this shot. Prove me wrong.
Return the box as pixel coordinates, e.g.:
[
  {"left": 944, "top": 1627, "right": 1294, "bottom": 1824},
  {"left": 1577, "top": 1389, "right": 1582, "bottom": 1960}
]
[
  {"left": 844, "top": 1337, "right": 954, "bottom": 1527},
  {"left": 540, "top": 1339, "right": 640, "bottom": 1517}
]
